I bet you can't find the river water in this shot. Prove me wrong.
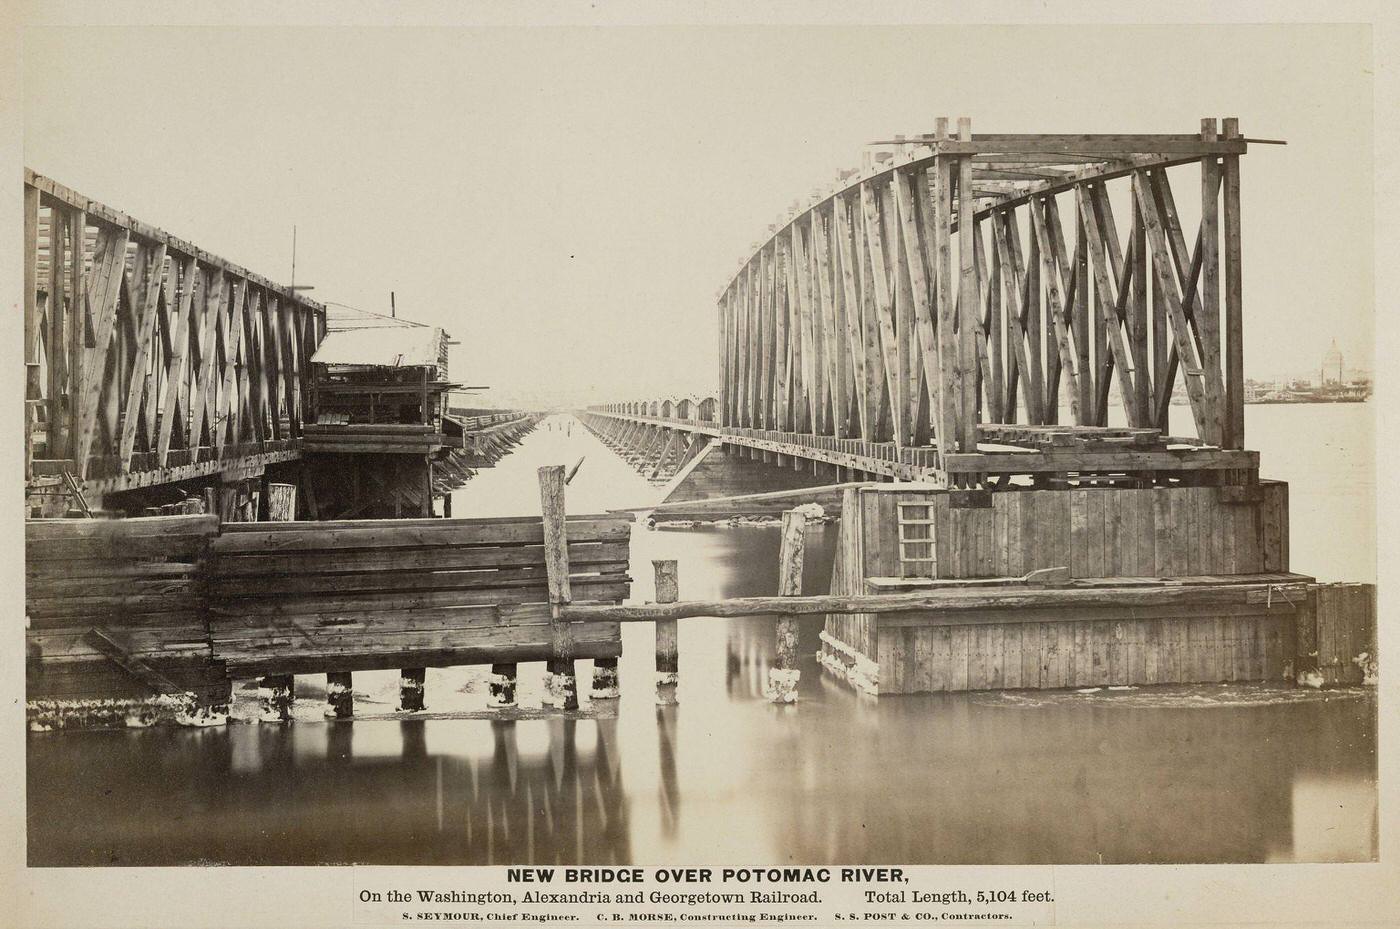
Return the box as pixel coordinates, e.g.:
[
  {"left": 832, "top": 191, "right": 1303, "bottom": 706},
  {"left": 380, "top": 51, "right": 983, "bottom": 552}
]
[{"left": 27, "top": 406, "right": 1376, "bottom": 866}]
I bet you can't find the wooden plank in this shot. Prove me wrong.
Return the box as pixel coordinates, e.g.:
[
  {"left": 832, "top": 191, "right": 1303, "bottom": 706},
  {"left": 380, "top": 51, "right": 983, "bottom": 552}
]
[
  {"left": 932, "top": 145, "right": 962, "bottom": 458},
  {"left": 1221, "top": 118, "right": 1245, "bottom": 448},
  {"left": 118, "top": 243, "right": 169, "bottom": 469},
  {"left": 834, "top": 194, "right": 871, "bottom": 439},
  {"left": 71, "top": 226, "right": 132, "bottom": 478},
  {"left": 895, "top": 168, "right": 941, "bottom": 435},
  {"left": 1134, "top": 170, "right": 1216, "bottom": 443},
  {"left": 24, "top": 186, "right": 41, "bottom": 478},
  {"left": 956, "top": 126, "right": 981, "bottom": 454},
  {"left": 949, "top": 624, "right": 970, "bottom": 691},
  {"left": 859, "top": 181, "right": 907, "bottom": 448},
  {"left": 928, "top": 625, "right": 952, "bottom": 692},
  {"left": 209, "top": 517, "right": 630, "bottom": 554},
  {"left": 1084, "top": 490, "right": 1105, "bottom": 577}
]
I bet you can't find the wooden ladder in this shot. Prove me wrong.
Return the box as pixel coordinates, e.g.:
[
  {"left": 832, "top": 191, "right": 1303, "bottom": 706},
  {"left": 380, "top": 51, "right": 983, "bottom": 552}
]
[{"left": 896, "top": 501, "right": 936, "bottom": 577}]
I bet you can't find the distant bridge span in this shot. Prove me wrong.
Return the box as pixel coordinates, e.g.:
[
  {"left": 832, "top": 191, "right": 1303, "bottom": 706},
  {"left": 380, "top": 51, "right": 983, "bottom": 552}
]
[{"left": 585, "top": 118, "right": 1269, "bottom": 489}]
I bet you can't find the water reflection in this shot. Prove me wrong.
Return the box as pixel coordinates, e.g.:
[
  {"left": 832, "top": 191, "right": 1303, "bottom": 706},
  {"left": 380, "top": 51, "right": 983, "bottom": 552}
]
[{"left": 29, "top": 716, "right": 633, "bottom": 866}]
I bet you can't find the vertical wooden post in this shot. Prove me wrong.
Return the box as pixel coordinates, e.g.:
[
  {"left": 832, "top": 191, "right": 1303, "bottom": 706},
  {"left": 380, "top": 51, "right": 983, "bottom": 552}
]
[
  {"left": 266, "top": 482, "right": 297, "bottom": 521},
  {"left": 654, "top": 559, "right": 680, "bottom": 705},
  {"left": 489, "top": 662, "right": 518, "bottom": 707},
  {"left": 767, "top": 508, "right": 808, "bottom": 703},
  {"left": 400, "top": 666, "right": 426, "bottom": 712},
  {"left": 592, "top": 657, "right": 620, "bottom": 701},
  {"left": 23, "top": 184, "right": 40, "bottom": 481},
  {"left": 325, "top": 671, "right": 353, "bottom": 719},
  {"left": 1221, "top": 117, "right": 1245, "bottom": 450},
  {"left": 258, "top": 674, "right": 295, "bottom": 721},
  {"left": 423, "top": 456, "right": 433, "bottom": 517},
  {"left": 539, "top": 464, "right": 578, "bottom": 709},
  {"left": 956, "top": 117, "right": 980, "bottom": 464}
]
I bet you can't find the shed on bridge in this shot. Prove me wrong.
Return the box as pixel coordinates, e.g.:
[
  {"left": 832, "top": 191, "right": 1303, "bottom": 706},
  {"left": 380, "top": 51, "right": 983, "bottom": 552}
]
[{"left": 301, "top": 322, "right": 462, "bottom": 518}]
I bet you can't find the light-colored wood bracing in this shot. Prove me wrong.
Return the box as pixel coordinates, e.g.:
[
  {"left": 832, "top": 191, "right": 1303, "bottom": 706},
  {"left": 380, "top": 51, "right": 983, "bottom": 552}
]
[
  {"left": 24, "top": 170, "right": 325, "bottom": 499},
  {"left": 587, "top": 120, "right": 1268, "bottom": 490}
]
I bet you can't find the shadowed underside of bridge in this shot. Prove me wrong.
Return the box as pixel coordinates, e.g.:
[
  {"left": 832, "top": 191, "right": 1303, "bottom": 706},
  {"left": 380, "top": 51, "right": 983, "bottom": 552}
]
[{"left": 586, "top": 118, "right": 1270, "bottom": 490}]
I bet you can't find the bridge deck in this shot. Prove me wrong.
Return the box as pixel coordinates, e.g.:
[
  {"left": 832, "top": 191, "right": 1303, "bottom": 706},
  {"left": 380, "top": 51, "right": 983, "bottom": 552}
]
[{"left": 579, "top": 410, "right": 1257, "bottom": 483}]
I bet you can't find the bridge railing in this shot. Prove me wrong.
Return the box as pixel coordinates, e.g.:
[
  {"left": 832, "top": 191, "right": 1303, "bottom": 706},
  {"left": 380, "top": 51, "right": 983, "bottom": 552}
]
[
  {"left": 586, "top": 397, "right": 720, "bottom": 424},
  {"left": 24, "top": 170, "right": 326, "bottom": 494}
]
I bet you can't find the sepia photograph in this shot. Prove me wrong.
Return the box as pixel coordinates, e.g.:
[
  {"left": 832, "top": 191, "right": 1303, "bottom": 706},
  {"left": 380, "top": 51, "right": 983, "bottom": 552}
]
[{"left": 4, "top": 4, "right": 1396, "bottom": 928}]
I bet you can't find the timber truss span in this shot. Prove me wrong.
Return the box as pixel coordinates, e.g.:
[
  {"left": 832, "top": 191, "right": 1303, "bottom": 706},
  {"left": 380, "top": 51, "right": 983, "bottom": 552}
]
[
  {"left": 23, "top": 169, "right": 326, "bottom": 502},
  {"left": 582, "top": 403, "right": 715, "bottom": 483},
  {"left": 588, "top": 118, "right": 1272, "bottom": 488}
]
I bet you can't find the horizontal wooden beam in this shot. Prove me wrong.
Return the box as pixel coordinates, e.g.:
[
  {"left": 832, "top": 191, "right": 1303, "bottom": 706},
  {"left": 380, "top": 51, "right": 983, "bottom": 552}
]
[
  {"left": 25, "top": 169, "right": 323, "bottom": 312},
  {"left": 78, "top": 446, "right": 301, "bottom": 495},
  {"left": 559, "top": 579, "right": 1308, "bottom": 623},
  {"left": 943, "top": 447, "right": 1258, "bottom": 473}
]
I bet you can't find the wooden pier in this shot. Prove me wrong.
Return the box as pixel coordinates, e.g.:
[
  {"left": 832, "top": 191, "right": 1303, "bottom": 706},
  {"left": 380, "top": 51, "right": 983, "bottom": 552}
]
[{"left": 25, "top": 498, "right": 633, "bottom": 727}]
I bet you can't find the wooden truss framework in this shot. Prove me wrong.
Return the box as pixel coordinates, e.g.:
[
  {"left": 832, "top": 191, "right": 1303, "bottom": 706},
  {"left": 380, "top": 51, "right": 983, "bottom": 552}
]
[
  {"left": 23, "top": 170, "right": 326, "bottom": 491},
  {"left": 582, "top": 416, "right": 712, "bottom": 483},
  {"left": 715, "top": 119, "right": 1254, "bottom": 482}
]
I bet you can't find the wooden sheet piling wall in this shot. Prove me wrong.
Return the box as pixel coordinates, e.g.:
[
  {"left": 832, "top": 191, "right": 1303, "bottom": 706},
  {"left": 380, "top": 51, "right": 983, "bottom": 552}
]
[
  {"left": 856, "top": 481, "right": 1288, "bottom": 581},
  {"left": 874, "top": 613, "right": 1298, "bottom": 694},
  {"left": 27, "top": 512, "right": 633, "bottom": 705},
  {"left": 821, "top": 481, "right": 1314, "bottom": 695},
  {"left": 1299, "top": 583, "right": 1377, "bottom": 686},
  {"left": 207, "top": 514, "right": 632, "bottom": 676},
  {"left": 25, "top": 514, "right": 229, "bottom": 705}
]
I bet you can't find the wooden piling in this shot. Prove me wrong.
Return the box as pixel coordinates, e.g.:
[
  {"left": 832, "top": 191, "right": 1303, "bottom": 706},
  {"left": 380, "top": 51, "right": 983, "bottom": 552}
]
[
  {"left": 258, "top": 674, "right": 295, "bottom": 721},
  {"left": 400, "top": 667, "right": 426, "bottom": 711},
  {"left": 489, "top": 662, "right": 518, "bottom": 707},
  {"left": 267, "top": 483, "right": 298, "bottom": 522},
  {"left": 768, "top": 508, "right": 807, "bottom": 703},
  {"left": 591, "top": 658, "right": 620, "bottom": 700},
  {"left": 325, "top": 671, "right": 354, "bottom": 718},
  {"left": 654, "top": 559, "right": 680, "bottom": 705},
  {"left": 539, "top": 465, "right": 578, "bottom": 710}
]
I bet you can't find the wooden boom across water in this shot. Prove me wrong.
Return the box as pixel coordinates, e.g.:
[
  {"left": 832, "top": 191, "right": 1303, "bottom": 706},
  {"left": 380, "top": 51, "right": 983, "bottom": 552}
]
[{"left": 559, "top": 579, "right": 1310, "bottom": 623}]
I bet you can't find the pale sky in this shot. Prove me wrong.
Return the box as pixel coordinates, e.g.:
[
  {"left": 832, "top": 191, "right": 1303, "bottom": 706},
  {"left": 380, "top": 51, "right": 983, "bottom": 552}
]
[{"left": 21, "top": 23, "right": 1373, "bottom": 404}]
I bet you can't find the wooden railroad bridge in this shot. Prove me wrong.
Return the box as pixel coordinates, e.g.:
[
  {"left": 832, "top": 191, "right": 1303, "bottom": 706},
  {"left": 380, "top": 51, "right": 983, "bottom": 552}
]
[
  {"left": 23, "top": 169, "right": 539, "bottom": 519},
  {"left": 582, "top": 118, "right": 1263, "bottom": 492},
  {"left": 21, "top": 121, "right": 1377, "bottom": 726}
]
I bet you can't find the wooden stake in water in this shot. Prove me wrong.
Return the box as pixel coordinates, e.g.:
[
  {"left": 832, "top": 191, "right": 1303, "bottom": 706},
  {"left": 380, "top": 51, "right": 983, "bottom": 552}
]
[
  {"left": 654, "top": 559, "right": 679, "bottom": 705},
  {"left": 489, "top": 661, "right": 518, "bottom": 707},
  {"left": 768, "top": 509, "right": 807, "bottom": 703},
  {"left": 400, "top": 667, "right": 426, "bottom": 712},
  {"left": 539, "top": 465, "right": 578, "bottom": 710},
  {"left": 258, "top": 674, "right": 295, "bottom": 721},
  {"left": 591, "top": 657, "right": 620, "bottom": 700},
  {"left": 325, "top": 671, "right": 354, "bottom": 718}
]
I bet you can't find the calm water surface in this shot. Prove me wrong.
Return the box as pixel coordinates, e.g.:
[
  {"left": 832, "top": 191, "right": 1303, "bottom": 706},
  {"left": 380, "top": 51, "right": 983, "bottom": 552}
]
[{"left": 27, "top": 407, "right": 1377, "bottom": 866}]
